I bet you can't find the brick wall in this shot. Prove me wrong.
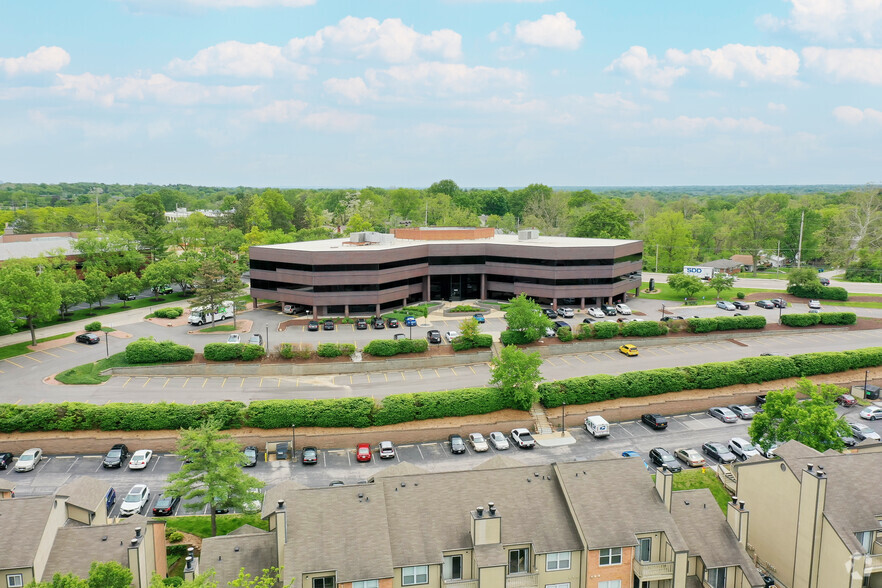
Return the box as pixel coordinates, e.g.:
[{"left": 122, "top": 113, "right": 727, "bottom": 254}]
[
  {"left": 587, "top": 546, "right": 633, "bottom": 587},
  {"left": 393, "top": 228, "right": 495, "bottom": 241}
]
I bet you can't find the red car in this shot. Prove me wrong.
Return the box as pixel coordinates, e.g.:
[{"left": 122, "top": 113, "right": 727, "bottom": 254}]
[
  {"left": 355, "top": 443, "right": 372, "bottom": 462},
  {"left": 836, "top": 394, "right": 857, "bottom": 407}
]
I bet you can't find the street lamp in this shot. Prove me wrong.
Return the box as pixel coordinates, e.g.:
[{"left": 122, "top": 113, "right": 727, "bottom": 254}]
[
  {"left": 104, "top": 329, "right": 109, "bottom": 358},
  {"left": 291, "top": 425, "right": 296, "bottom": 458},
  {"left": 561, "top": 402, "right": 566, "bottom": 437},
  {"left": 661, "top": 303, "right": 665, "bottom": 321},
  {"left": 265, "top": 323, "right": 270, "bottom": 353},
  {"left": 778, "top": 303, "right": 783, "bottom": 325},
  {"left": 864, "top": 370, "right": 869, "bottom": 399}
]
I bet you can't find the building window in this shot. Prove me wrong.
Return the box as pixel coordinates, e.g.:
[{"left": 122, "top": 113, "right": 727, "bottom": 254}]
[
  {"left": 402, "top": 566, "right": 429, "bottom": 586},
  {"left": 545, "top": 552, "right": 571, "bottom": 571},
  {"left": 856, "top": 531, "right": 873, "bottom": 552},
  {"left": 598, "top": 548, "right": 622, "bottom": 566},
  {"left": 509, "top": 548, "right": 530, "bottom": 574},
  {"left": 598, "top": 581, "right": 621, "bottom": 588},
  {"left": 352, "top": 582, "right": 378, "bottom": 588},
  {"left": 443, "top": 555, "right": 463, "bottom": 581},
  {"left": 7, "top": 576, "right": 24, "bottom": 588},
  {"left": 313, "top": 578, "right": 334, "bottom": 588},
  {"left": 545, "top": 584, "right": 570, "bottom": 588},
  {"left": 707, "top": 568, "right": 727, "bottom": 588},
  {"left": 637, "top": 537, "right": 651, "bottom": 562}
]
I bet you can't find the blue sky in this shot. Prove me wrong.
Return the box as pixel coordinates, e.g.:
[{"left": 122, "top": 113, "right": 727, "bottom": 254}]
[{"left": 1, "top": 0, "right": 880, "bottom": 187}]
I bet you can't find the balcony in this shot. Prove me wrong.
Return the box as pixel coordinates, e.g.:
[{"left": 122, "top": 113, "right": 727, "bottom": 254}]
[
  {"left": 505, "top": 572, "right": 538, "bottom": 588},
  {"left": 443, "top": 580, "right": 478, "bottom": 588},
  {"left": 865, "top": 552, "right": 882, "bottom": 574},
  {"left": 632, "top": 558, "right": 675, "bottom": 582}
]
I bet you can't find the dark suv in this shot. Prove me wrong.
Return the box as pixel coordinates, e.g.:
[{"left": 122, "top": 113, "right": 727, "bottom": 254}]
[
  {"left": 649, "top": 447, "right": 682, "bottom": 473},
  {"left": 355, "top": 318, "right": 368, "bottom": 330},
  {"left": 103, "top": 444, "right": 129, "bottom": 468},
  {"left": 641, "top": 414, "right": 668, "bottom": 430},
  {"left": 601, "top": 304, "right": 617, "bottom": 316},
  {"left": 426, "top": 330, "right": 442, "bottom": 344},
  {"left": 372, "top": 317, "right": 385, "bottom": 329},
  {"left": 448, "top": 434, "right": 466, "bottom": 454}
]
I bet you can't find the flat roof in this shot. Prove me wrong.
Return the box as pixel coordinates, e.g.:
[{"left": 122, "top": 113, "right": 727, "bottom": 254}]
[{"left": 255, "top": 233, "right": 641, "bottom": 253}]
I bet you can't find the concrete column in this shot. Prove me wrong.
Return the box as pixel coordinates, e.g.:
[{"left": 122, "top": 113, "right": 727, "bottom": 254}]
[
  {"left": 480, "top": 274, "right": 487, "bottom": 300},
  {"left": 375, "top": 303, "right": 381, "bottom": 316},
  {"left": 344, "top": 305, "right": 349, "bottom": 318},
  {"left": 311, "top": 305, "right": 318, "bottom": 318},
  {"left": 552, "top": 298, "right": 558, "bottom": 310},
  {"left": 424, "top": 275, "right": 431, "bottom": 302},
  {"left": 634, "top": 285, "right": 640, "bottom": 298},
  {"left": 402, "top": 298, "right": 407, "bottom": 309},
  {"left": 252, "top": 297, "right": 258, "bottom": 309},
  {"left": 580, "top": 297, "right": 585, "bottom": 310}
]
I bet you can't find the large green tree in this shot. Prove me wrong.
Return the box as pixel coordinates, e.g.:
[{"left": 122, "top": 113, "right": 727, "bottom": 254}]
[
  {"left": 732, "top": 194, "right": 787, "bottom": 277},
  {"left": 0, "top": 263, "right": 62, "bottom": 345},
  {"left": 109, "top": 272, "right": 142, "bottom": 307},
  {"left": 503, "top": 293, "right": 553, "bottom": 343},
  {"left": 666, "top": 273, "right": 706, "bottom": 302},
  {"left": 24, "top": 561, "right": 131, "bottom": 588},
  {"left": 643, "top": 211, "right": 696, "bottom": 272},
  {"left": 570, "top": 199, "right": 635, "bottom": 239},
  {"left": 190, "top": 253, "right": 242, "bottom": 325},
  {"left": 489, "top": 344, "right": 544, "bottom": 411},
  {"left": 707, "top": 273, "right": 735, "bottom": 299},
  {"left": 163, "top": 420, "right": 264, "bottom": 537},
  {"left": 83, "top": 269, "right": 111, "bottom": 311}
]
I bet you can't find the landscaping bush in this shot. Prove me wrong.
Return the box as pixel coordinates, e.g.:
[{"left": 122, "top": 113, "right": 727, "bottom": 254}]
[
  {"left": 787, "top": 284, "right": 848, "bottom": 301},
  {"left": 316, "top": 343, "right": 356, "bottom": 358},
  {"left": 714, "top": 315, "right": 766, "bottom": 330},
  {"left": 246, "top": 397, "right": 374, "bottom": 428},
  {"left": 203, "top": 342, "right": 241, "bottom": 361},
  {"left": 500, "top": 330, "right": 534, "bottom": 345},
  {"left": 278, "top": 342, "right": 294, "bottom": 359},
  {"left": 620, "top": 321, "right": 668, "bottom": 337},
  {"left": 448, "top": 305, "right": 482, "bottom": 313},
  {"left": 240, "top": 344, "right": 266, "bottom": 361},
  {"left": 363, "top": 338, "right": 427, "bottom": 357},
  {"left": 557, "top": 327, "right": 574, "bottom": 342},
  {"left": 589, "top": 321, "right": 620, "bottom": 339},
  {"left": 372, "top": 387, "right": 510, "bottom": 426},
  {"left": 275, "top": 343, "right": 314, "bottom": 359},
  {"left": 125, "top": 337, "right": 194, "bottom": 364},
  {"left": 152, "top": 307, "right": 183, "bottom": 319},
  {"left": 473, "top": 334, "right": 493, "bottom": 348},
  {"left": 818, "top": 312, "right": 857, "bottom": 325},
  {"left": 687, "top": 318, "right": 717, "bottom": 333},
  {"left": 167, "top": 531, "right": 184, "bottom": 543},
  {"left": 85, "top": 321, "right": 102, "bottom": 332},
  {"left": 781, "top": 313, "right": 821, "bottom": 327},
  {"left": 736, "top": 292, "right": 745, "bottom": 299}
]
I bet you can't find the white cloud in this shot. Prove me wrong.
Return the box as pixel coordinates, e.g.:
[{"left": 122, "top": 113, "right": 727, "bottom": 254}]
[
  {"left": 514, "top": 12, "right": 583, "bottom": 50},
  {"left": 802, "top": 47, "right": 882, "bottom": 84},
  {"left": 451, "top": 96, "right": 546, "bottom": 113},
  {"left": 249, "top": 99, "right": 372, "bottom": 132},
  {"left": 364, "top": 62, "right": 526, "bottom": 96},
  {"left": 54, "top": 73, "right": 258, "bottom": 107},
  {"left": 768, "top": 102, "right": 788, "bottom": 112},
  {"left": 119, "top": 0, "right": 315, "bottom": 9},
  {"left": 323, "top": 77, "right": 373, "bottom": 103},
  {"left": 650, "top": 115, "right": 780, "bottom": 135},
  {"left": 593, "top": 92, "right": 641, "bottom": 111},
  {"left": 758, "top": 0, "right": 882, "bottom": 43},
  {"left": 605, "top": 46, "right": 687, "bottom": 87},
  {"left": 0, "top": 46, "right": 70, "bottom": 76},
  {"left": 310, "top": 16, "right": 462, "bottom": 62},
  {"left": 250, "top": 99, "right": 308, "bottom": 122},
  {"left": 168, "top": 41, "right": 314, "bottom": 79},
  {"left": 833, "top": 105, "right": 882, "bottom": 125},
  {"left": 665, "top": 44, "right": 800, "bottom": 82}
]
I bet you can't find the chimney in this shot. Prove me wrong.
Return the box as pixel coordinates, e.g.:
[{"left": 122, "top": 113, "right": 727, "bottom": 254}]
[
  {"left": 726, "top": 497, "right": 749, "bottom": 548},
  {"left": 488, "top": 502, "right": 496, "bottom": 516},
  {"left": 272, "top": 498, "right": 288, "bottom": 574},
  {"left": 470, "top": 502, "right": 501, "bottom": 546},
  {"left": 654, "top": 468, "right": 674, "bottom": 512},
  {"left": 135, "top": 527, "right": 142, "bottom": 538},
  {"left": 793, "top": 461, "right": 829, "bottom": 588}
]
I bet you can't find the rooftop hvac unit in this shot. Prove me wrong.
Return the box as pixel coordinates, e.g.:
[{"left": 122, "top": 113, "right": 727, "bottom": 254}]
[{"left": 518, "top": 230, "right": 539, "bottom": 241}]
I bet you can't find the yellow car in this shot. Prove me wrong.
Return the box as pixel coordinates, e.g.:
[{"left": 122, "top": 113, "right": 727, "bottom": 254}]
[{"left": 619, "top": 344, "right": 639, "bottom": 356}]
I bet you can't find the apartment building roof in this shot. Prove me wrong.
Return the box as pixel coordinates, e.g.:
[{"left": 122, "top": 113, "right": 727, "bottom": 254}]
[
  {"left": 670, "top": 490, "right": 765, "bottom": 587},
  {"left": 261, "top": 480, "right": 305, "bottom": 519},
  {"left": 557, "top": 458, "right": 688, "bottom": 552},
  {"left": 57, "top": 477, "right": 110, "bottom": 512},
  {"left": 0, "top": 495, "right": 55, "bottom": 570},
  {"left": 42, "top": 516, "right": 149, "bottom": 579},
  {"left": 201, "top": 524, "right": 278, "bottom": 585}
]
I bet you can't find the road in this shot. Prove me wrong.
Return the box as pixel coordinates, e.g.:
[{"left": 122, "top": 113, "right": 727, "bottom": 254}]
[{"left": 642, "top": 271, "right": 882, "bottom": 294}]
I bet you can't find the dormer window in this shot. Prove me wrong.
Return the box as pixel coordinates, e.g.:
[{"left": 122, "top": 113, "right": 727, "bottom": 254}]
[{"left": 856, "top": 531, "right": 873, "bottom": 552}]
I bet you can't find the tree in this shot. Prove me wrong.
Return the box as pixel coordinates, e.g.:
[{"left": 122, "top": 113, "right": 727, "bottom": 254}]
[
  {"left": 345, "top": 213, "right": 373, "bottom": 234},
  {"left": 787, "top": 267, "right": 821, "bottom": 290},
  {"left": 459, "top": 316, "right": 480, "bottom": 344},
  {"left": 24, "top": 573, "right": 87, "bottom": 588},
  {"left": 147, "top": 568, "right": 292, "bottom": 588},
  {"left": 109, "top": 272, "right": 142, "bottom": 308},
  {"left": 162, "top": 420, "right": 264, "bottom": 537},
  {"left": 707, "top": 273, "right": 735, "bottom": 299},
  {"left": 643, "top": 211, "right": 696, "bottom": 272},
  {"left": 0, "top": 263, "right": 62, "bottom": 345},
  {"left": 189, "top": 254, "right": 239, "bottom": 326},
  {"left": 83, "top": 269, "right": 111, "bottom": 311},
  {"left": 58, "top": 279, "right": 88, "bottom": 320},
  {"left": 749, "top": 379, "right": 852, "bottom": 454},
  {"left": 0, "top": 298, "right": 15, "bottom": 335},
  {"left": 489, "top": 345, "right": 544, "bottom": 411},
  {"left": 732, "top": 194, "right": 786, "bottom": 277},
  {"left": 503, "top": 293, "right": 553, "bottom": 343},
  {"left": 86, "top": 561, "right": 132, "bottom": 588},
  {"left": 149, "top": 571, "right": 217, "bottom": 588},
  {"left": 666, "top": 273, "right": 705, "bottom": 302},
  {"left": 141, "top": 259, "right": 175, "bottom": 298},
  {"left": 570, "top": 200, "right": 635, "bottom": 239}
]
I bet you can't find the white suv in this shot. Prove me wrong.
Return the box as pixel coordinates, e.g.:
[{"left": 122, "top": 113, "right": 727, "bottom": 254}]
[
  {"left": 588, "top": 307, "right": 605, "bottom": 318},
  {"left": 615, "top": 304, "right": 632, "bottom": 315},
  {"left": 728, "top": 437, "right": 760, "bottom": 460},
  {"left": 120, "top": 484, "right": 150, "bottom": 516}
]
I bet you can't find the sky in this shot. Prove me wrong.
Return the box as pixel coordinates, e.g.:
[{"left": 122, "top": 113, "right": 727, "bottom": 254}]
[{"left": 1, "top": 0, "right": 881, "bottom": 188}]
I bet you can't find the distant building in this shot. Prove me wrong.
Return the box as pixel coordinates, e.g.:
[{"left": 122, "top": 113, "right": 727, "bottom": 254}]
[
  {"left": 0, "top": 224, "right": 79, "bottom": 264},
  {"left": 163, "top": 207, "right": 225, "bottom": 222}
]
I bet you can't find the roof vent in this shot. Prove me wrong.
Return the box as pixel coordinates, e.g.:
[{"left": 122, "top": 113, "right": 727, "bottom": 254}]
[
  {"left": 131, "top": 538, "right": 138, "bottom": 545},
  {"left": 102, "top": 536, "right": 107, "bottom": 542},
  {"left": 357, "top": 493, "right": 364, "bottom": 499},
  {"left": 277, "top": 500, "right": 285, "bottom": 509},
  {"left": 807, "top": 463, "right": 814, "bottom": 472},
  {"left": 684, "top": 500, "right": 690, "bottom": 506},
  {"left": 534, "top": 472, "right": 539, "bottom": 477},
  {"left": 135, "top": 527, "right": 142, "bottom": 538},
  {"left": 476, "top": 506, "right": 484, "bottom": 518},
  {"left": 401, "top": 482, "right": 406, "bottom": 487},
  {"left": 739, "top": 500, "right": 745, "bottom": 510},
  {"left": 234, "top": 547, "right": 239, "bottom": 552},
  {"left": 488, "top": 502, "right": 496, "bottom": 516},
  {"left": 732, "top": 496, "right": 738, "bottom": 505}
]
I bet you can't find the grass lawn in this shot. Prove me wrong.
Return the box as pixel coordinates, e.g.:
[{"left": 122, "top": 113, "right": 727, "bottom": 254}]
[
  {"left": 162, "top": 514, "right": 269, "bottom": 538},
  {"left": 198, "top": 324, "right": 236, "bottom": 333},
  {"left": 671, "top": 468, "right": 732, "bottom": 512},
  {"left": 638, "top": 282, "right": 785, "bottom": 305},
  {"left": 0, "top": 332, "right": 74, "bottom": 361},
  {"left": 55, "top": 352, "right": 134, "bottom": 385},
  {"left": 23, "top": 292, "right": 195, "bottom": 333}
]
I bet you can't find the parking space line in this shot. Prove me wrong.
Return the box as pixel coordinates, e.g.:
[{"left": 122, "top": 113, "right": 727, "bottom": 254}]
[
  {"left": 469, "top": 365, "right": 476, "bottom": 374},
  {"left": 36, "top": 349, "right": 60, "bottom": 358},
  {"left": 141, "top": 377, "right": 151, "bottom": 388},
  {"left": 259, "top": 377, "right": 264, "bottom": 388},
  {"left": 400, "top": 371, "right": 406, "bottom": 380},
  {"left": 122, "top": 377, "right": 132, "bottom": 388},
  {"left": 57, "top": 346, "right": 78, "bottom": 354},
  {"left": 434, "top": 369, "right": 440, "bottom": 378},
  {"left": 163, "top": 378, "right": 170, "bottom": 388},
  {"left": 366, "top": 374, "right": 372, "bottom": 383},
  {"left": 240, "top": 377, "right": 245, "bottom": 388},
  {"left": 150, "top": 455, "right": 161, "bottom": 472},
  {"left": 182, "top": 377, "right": 189, "bottom": 388},
  {"left": 655, "top": 347, "right": 675, "bottom": 355},
  {"left": 202, "top": 378, "right": 208, "bottom": 388},
  {"left": 416, "top": 444, "right": 425, "bottom": 459},
  {"left": 21, "top": 354, "right": 42, "bottom": 363},
  {"left": 559, "top": 357, "right": 573, "bottom": 366},
  {"left": 643, "top": 349, "right": 660, "bottom": 356},
  {"left": 573, "top": 355, "right": 588, "bottom": 364},
  {"left": 384, "top": 372, "right": 388, "bottom": 382},
  {"left": 222, "top": 378, "right": 227, "bottom": 388},
  {"left": 278, "top": 378, "right": 282, "bottom": 387},
  {"left": 601, "top": 353, "right": 615, "bottom": 360},
  {"left": 826, "top": 333, "right": 848, "bottom": 340},
  {"left": 3, "top": 358, "right": 24, "bottom": 368}
]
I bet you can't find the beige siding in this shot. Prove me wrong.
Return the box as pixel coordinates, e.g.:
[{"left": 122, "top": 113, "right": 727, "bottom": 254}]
[
  {"left": 3, "top": 569, "right": 34, "bottom": 587},
  {"left": 815, "top": 517, "right": 854, "bottom": 588},
  {"left": 535, "top": 552, "right": 580, "bottom": 588},
  {"left": 479, "top": 565, "right": 505, "bottom": 588},
  {"left": 33, "top": 497, "right": 69, "bottom": 581},
  {"left": 66, "top": 504, "right": 91, "bottom": 525}
]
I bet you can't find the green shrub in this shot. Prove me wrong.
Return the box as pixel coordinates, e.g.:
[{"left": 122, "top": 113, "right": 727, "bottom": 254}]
[
  {"left": 316, "top": 343, "right": 356, "bottom": 357},
  {"left": 557, "top": 327, "right": 574, "bottom": 342},
  {"left": 203, "top": 342, "right": 241, "bottom": 361},
  {"left": 246, "top": 397, "right": 374, "bottom": 428},
  {"left": 473, "top": 334, "right": 493, "bottom": 348},
  {"left": 781, "top": 313, "right": 821, "bottom": 327},
  {"left": 500, "top": 330, "right": 533, "bottom": 345},
  {"left": 125, "top": 337, "right": 194, "bottom": 364},
  {"left": 590, "top": 322, "right": 620, "bottom": 339},
  {"left": 736, "top": 292, "right": 745, "bottom": 299},
  {"left": 167, "top": 531, "right": 184, "bottom": 543},
  {"left": 452, "top": 339, "right": 474, "bottom": 351},
  {"left": 363, "top": 338, "right": 427, "bottom": 357},
  {"left": 85, "top": 321, "right": 102, "bottom": 332},
  {"left": 240, "top": 344, "right": 266, "bottom": 361},
  {"left": 818, "top": 312, "right": 857, "bottom": 325},
  {"left": 448, "top": 305, "right": 482, "bottom": 312},
  {"left": 787, "top": 284, "right": 848, "bottom": 301},
  {"left": 688, "top": 318, "right": 717, "bottom": 333},
  {"left": 278, "top": 342, "right": 294, "bottom": 359},
  {"left": 152, "top": 307, "right": 183, "bottom": 319},
  {"left": 372, "top": 387, "right": 511, "bottom": 426},
  {"left": 620, "top": 321, "right": 668, "bottom": 337},
  {"left": 163, "top": 578, "right": 184, "bottom": 587},
  {"left": 714, "top": 315, "right": 766, "bottom": 330}
]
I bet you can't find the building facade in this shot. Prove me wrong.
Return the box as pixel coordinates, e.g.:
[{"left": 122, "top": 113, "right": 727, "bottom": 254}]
[{"left": 249, "top": 228, "right": 643, "bottom": 317}]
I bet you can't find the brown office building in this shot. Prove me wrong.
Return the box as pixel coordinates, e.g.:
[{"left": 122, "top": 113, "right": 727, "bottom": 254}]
[{"left": 249, "top": 227, "right": 643, "bottom": 317}]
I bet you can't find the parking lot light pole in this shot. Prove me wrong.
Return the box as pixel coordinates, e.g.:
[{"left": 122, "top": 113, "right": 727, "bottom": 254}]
[
  {"left": 265, "top": 323, "right": 269, "bottom": 353},
  {"left": 561, "top": 402, "right": 566, "bottom": 437},
  {"left": 104, "top": 330, "right": 109, "bottom": 358},
  {"left": 291, "top": 425, "right": 296, "bottom": 458},
  {"left": 865, "top": 370, "right": 869, "bottom": 398},
  {"left": 778, "top": 304, "right": 782, "bottom": 325},
  {"left": 661, "top": 303, "right": 665, "bottom": 321}
]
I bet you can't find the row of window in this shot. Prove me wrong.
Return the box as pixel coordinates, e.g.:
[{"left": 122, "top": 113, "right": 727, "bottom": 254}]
[{"left": 250, "top": 253, "right": 642, "bottom": 273}]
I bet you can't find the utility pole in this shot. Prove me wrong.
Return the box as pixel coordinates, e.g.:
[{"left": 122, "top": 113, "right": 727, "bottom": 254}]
[
  {"left": 776, "top": 241, "right": 781, "bottom": 276},
  {"left": 655, "top": 244, "right": 659, "bottom": 273},
  {"left": 796, "top": 210, "right": 805, "bottom": 268},
  {"left": 425, "top": 201, "right": 428, "bottom": 226}
]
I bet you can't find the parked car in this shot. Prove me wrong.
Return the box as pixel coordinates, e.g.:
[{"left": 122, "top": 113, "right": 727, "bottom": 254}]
[
  {"left": 14, "top": 448, "right": 43, "bottom": 472},
  {"left": 378, "top": 441, "right": 395, "bottom": 459},
  {"left": 849, "top": 422, "right": 881, "bottom": 441},
  {"left": 226, "top": 334, "right": 241, "bottom": 344},
  {"left": 615, "top": 303, "right": 632, "bottom": 315},
  {"left": 301, "top": 446, "right": 318, "bottom": 464},
  {"left": 544, "top": 308, "right": 558, "bottom": 319},
  {"left": 649, "top": 447, "right": 682, "bottom": 473},
  {"left": 758, "top": 442, "right": 779, "bottom": 459},
  {"left": 558, "top": 307, "right": 575, "bottom": 318},
  {"left": 716, "top": 301, "right": 736, "bottom": 311},
  {"left": 859, "top": 406, "right": 882, "bottom": 420},
  {"left": 619, "top": 344, "right": 639, "bottom": 357},
  {"left": 328, "top": 480, "right": 345, "bottom": 487},
  {"left": 702, "top": 441, "right": 737, "bottom": 464},
  {"left": 355, "top": 318, "right": 368, "bottom": 330},
  {"left": 660, "top": 315, "right": 685, "bottom": 322},
  {"left": 488, "top": 431, "right": 509, "bottom": 450},
  {"left": 732, "top": 300, "right": 749, "bottom": 310},
  {"left": 641, "top": 413, "right": 668, "bottom": 429},
  {"left": 808, "top": 300, "right": 821, "bottom": 310},
  {"left": 468, "top": 433, "right": 489, "bottom": 452},
  {"left": 248, "top": 333, "right": 263, "bottom": 346},
  {"left": 581, "top": 317, "right": 594, "bottom": 324},
  {"left": 387, "top": 318, "right": 399, "bottom": 328},
  {"left": 835, "top": 394, "right": 857, "bottom": 407},
  {"left": 128, "top": 449, "right": 153, "bottom": 470},
  {"left": 621, "top": 450, "right": 641, "bottom": 458},
  {"left": 819, "top": 277, "right": 831, "bottom": 286},
  {"left": 601, "top": 304, "right": 617, "bottom": 316},
  {"left": 372, "top": 317, "right": 385, "bottom": 329},
  {"left": 152, "top": 494, "right": 181, "bottom": 516},
  {"left": 118, "top": 293, "right": 137, "bottom": 301},
  {"left": 404, "top": 316, "right": 418, "bottom": 326},
  {"left": 0, "top": 452, "right": 13, "bottom": 469},
  {"left": 708, "top": 407, "right": 738, "bottom": 423},
  {"left": 587, "top": 307, "right": 605, "bottom": 319},
  {"left": 105, "top": 487, "right": 117, "bottom": 511},
  {"left": 103, "top": 444, "right": 129, "bottom": 468},
  {"left": 307, "top": 320, "right": 319, "bottom": 331},
  {"left": 838, "top": 431, "right": 858, "bottom": 447},
  {"left": 75, "top": 333, "right": 100, "bottom": 345},
  {"left": 448, "top": 434, "right": 466, "bottom": 454},
  {"left": 674, "top": 448, "right": 706, "bottom": 467},
  {"left": 728, "top": 405, "right": 756, "bottom": 420},
  {"left": 120, "top": 484, "right": 150, "bottom": 516},
  {"left": 426, "top": 330, "right": 442, "bottom": 344},
  {"left": 323, "top": 320, "right": 335, "bottom": 331},
  {"left": 728, "top": 437, "right": 760, "bottom": 460},
  {"left": 510, "top": 428, "right": 536, "bottom": 449},
  {"left": 755, "top": 300, "right": 775, "bottom": 309},
  {"left": 771, "top": 298, "right": 787, "bottom": 308},
  {"left": 243, "top": 446, "right": 257, "bottom": 467},
  {"left": 355, "top": 443, "right": 372, "bottom": 462},
  {"left": 445, "top": 330, "right": 460, "bottom": 342},
  {"left": 553, "top": 320, "right": 570, "bottom": 332}
]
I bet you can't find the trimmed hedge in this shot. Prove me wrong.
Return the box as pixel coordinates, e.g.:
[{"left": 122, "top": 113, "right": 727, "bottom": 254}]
[
  {"left": 363, "top": 338, "right": 428, "bottom": 357},
  {"left": 152, "top": 307, "right": 184, "bottom": 319},
  {"left": 557, "top": 327, "right": 574, "bottom": 342},
  {"left": 537, "top": 347, "right": 882, "bottom": 408},
  {"left": 372, "top": 387, "right": 511, "bottom": 426},
  {"left": 125, "top": 338, "right": 195, "bottom": 364},
  {"left": 246, "top": 397, "right": 374, "bottom": 428},
  {"left": 203, "top": 343, "right": 266, "bottom": 362},
  {"left": 819, "top": 312, "right": 857, "bottom": 325},
  {"left": 85, "top": 321, "right": 102, "bottom": 332},
  {"left": 500, "top": 330, "right": 534, "bottom": 345},
  {"left": 317, "top": 343, "right": 356, "bottom": 358},
  {"left": 781, "top": 313, "right": 821, "bottom": 327},
  {"left": 688, "top": 315, "right": 766, "bottom": 333},
  {"left": 788, "top": 284, "right": 848, "bottom": 301},
  {"left": 452, "top": 334, "right": 493, "bottom": 351},
  {"left": 588, "top": 321, "right": 620, "bottom": 339},
  {"left": 620, "top": 321, "right": 668, "bottom": 337}
]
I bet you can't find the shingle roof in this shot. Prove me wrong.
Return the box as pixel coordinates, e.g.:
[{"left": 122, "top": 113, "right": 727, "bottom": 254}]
[
  {"left": 670, "top": 489, "right": 765, "bottom": 587},
  {"left": 730, "top": 255, "right": 754, "bottom": 266},
  {"left": 201, "top": 527, "right": 278, "bottom": 587},
  {"left": 0, "top": 496, "right": 55, "bottom": 570},
  {"left": 41, "top": 516, "right": 149, "bottom": 580},
  {"left": 705, "top": 259, "right": 741, "bottom": 269},
  {"left": 262, "top": 480, "right": 306, "bottom": 519},
  {"left": 57, "top": 476, "right": 110, "bottom": 512},
  {"left": 368, "top": 461, "right": 428, "bottom": 481},
  {"left": 470, "top": 455, "right": 524, "bottom": 470},
  {"left": 556, "top": 457, "right": 687, "bottom": 551}
]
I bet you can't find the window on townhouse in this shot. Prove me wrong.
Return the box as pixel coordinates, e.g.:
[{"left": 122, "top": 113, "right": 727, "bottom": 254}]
[
  {"left": 856, "top": 532, "right": 873, "bottom": 552},
  {"left": 545, "top": 552, "right": 571, "bottom": 571},
  {"left": 545, "top": 583, "right": 570, "bottom": 588},
  {"left": 597, "top": 581, "right": 621, "bottom": 588},
  {"left": 637, "top": 538, "right": 651, "bottom": 562},
  {"left": 707, "top": 567, "right": 727, "bottom": 588},
  {"left": 443, "top": 555, "right": 463, "bottom": 581},
  {"left": 598, "top": 548, "right": 622, "bottom": 566},
  {"left": 313, "top": 577, "right": 335, "bottom": 588},
  {"left": 353, "top": 581, "right": 379, "bottom": 588},
  {"left": 7, "top": 576, "right": 24, "bottom": 588},
  {"left": 402, "top": 566, "right": 429, "bottom": 586},
  {"left": 509, "top": 548, "right": 530, "bottom": 574}
]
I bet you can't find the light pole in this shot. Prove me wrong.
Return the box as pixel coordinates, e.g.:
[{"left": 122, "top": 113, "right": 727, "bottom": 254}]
[
  {"left": 778, "top": 303, "right": 782, "bottom": 325},
  {"left": 104, "top": 330, "right": 109, "bottom": 358},
  {"left": 661, "top": 303, "right": 665, "bottom": 321},
  {"left": 291, "top": 425, "right": 296, "bottom": 458},
  {"left": 561, "top": 402, "right": 566, "bottom": 437},
  {"left": 265, "top": 323, "right": 269, "bottom": 353},
  {"left": 864, "top": 370, "right": 869, "bottom": 399}
]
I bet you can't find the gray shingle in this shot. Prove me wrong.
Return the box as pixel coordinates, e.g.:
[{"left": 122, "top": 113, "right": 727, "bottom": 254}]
[
  {"left": 41, "top": 516, "right": 149, "bottom": 580},
  {"left": 57, "top": 477, "right": 110, "bottom": 513},
  {"left": 0, "top": 496, "right": 54, "bottom": 570},
  {"left": 201, "top": 528, "right": 278, "bottom": 587}
]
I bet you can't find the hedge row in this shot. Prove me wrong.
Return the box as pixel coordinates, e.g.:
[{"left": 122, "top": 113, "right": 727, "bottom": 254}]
[
  {"left": 819, "top": 312, "right": 857, "bottom": 325},
  {"left": 125, "top": 338, "right": 195, "bottom": 364},
  {"left": 246, "top": 397, "right": 374, "bottom": 428},
  {"left": 372, "top": 387, "right": 510, "bottom": 426},
  {"left": 152, "top": 307, "right": 184, "bottom": 319},
  {"left": 203, "top": 342, "right": 266, "bottom": 362},
  {"left": 537, "top": 346, "right": 882, "bottom": 408},
  {"left": 621, "top": 321, "right": 669, "bottom": 337},
  {"left": 317, "top": 343, "right": 356, "bottom": 357},
  {"left": 277, "top": 343, "right": 313, "bottom": 359},
  {"left": 781, "top": 313, "right": 821, "bottom": 327},
  {"left": 500, "top": 330, "right": 535, "bottom": 345},
  {"left": 452, "top": 334, "right": 494, "bottom": 351},
  {"left": 788, "top": 284, "right": 849, "bottom": 301},
  {"left": 688, "top": 315, "right": 766, "bottom": 333},
  {"left": 781, "top": 311, "right": 857, "bottom": 327},
  {"left": 363, "top": 338, "right": 429, "bottom": 356}
]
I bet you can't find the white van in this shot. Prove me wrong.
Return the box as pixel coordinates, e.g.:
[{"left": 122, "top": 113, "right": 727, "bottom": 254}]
[
  {"left": 584, "top": 415, "right": 610, "bottom": 438},
  {"left": 188, "top": 300, "right": 235, "bottom": 325}
]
